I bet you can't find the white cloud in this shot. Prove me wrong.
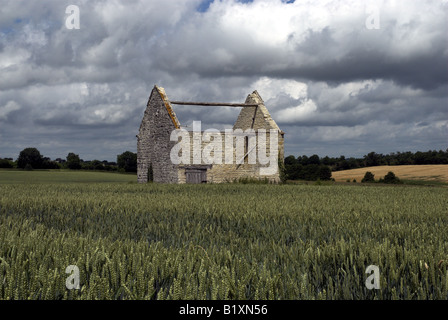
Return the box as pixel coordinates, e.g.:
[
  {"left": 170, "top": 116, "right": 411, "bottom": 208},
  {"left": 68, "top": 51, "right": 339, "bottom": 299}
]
[
  {"left": 0, "top": 101, "right": 21, "bottom": 121},
  {"left": 311, "top": 80, "right": 381, "bottom": 110},
  {"left": 80, "top": 83, "right": 89, "bottom": 96},
  {"left": 309, "top": 124, "right": 367, "bottom": 142},
  {"left": 276, "top": 99, "right": 318, "bottom": 123},
  {"left": 20, "top": 24, "right": 48, "bottom": 47},
  {"left": 88, "top": 104, "right": 127, "bottom": 124},
  {"left": 251, "top": 77, "right": 307, "bottom": 101},
  {"left": 0, "top": 46, "right": 31, "bottom": 68}
]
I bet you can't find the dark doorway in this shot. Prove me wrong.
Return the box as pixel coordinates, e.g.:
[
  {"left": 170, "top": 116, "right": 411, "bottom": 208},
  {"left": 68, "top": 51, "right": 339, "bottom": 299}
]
[{"left": 185, "top": 168, "right": 207, "bottom": 184}]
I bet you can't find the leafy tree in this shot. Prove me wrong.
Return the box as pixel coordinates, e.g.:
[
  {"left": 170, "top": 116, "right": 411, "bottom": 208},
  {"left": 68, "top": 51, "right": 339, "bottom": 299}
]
[
  {"left": 308, "top": 154, "right": 321, "bottom": 165},
  {"left": 308, "top": 149, "right": 448, "bottom": 173},
  {"left": 284, "top": 155, "right": 300, "bottom": 180},
  {"left": 117, "top": 151, "right": 137, "bottom": 172},
  {"left": 318, "top": 165, "right": 332, "bottom": 180},
  {"left": 285, "top": 163, "right": 302, "bottom": 181},
  {"left": 336, "top": 155, "right": 350, "bottom": 170},
  {"left": 361, "top": 171, "right": 375, "bottom": 183},
  {"left": 0, "top": 158, "right": 13, "bottom": 168},
  {"left": 297, "top": 155, "right": 309, "bottom": 166},
  {"left": 396, "top": 151, "right": 414, "bottom": 165},
  {"left": 284, "top": 155, "right": 298, "bottom": 166},
  {"left": 347, "top": 157, "right": 360, "bottom": 169},
  {"left": 91, "top": 160, "right": 105, "bottom": 170},
  {"left": 301, "top": 164, "right": 320, "bottom": 180},
  {"left": 283, "top": 155, "right": 331, "bottom": 181},
  {"left": 278, "top": 158, "right": 287, "bottom": 183},
  {"left": 17, "top": 148, "right": 43, "bottom": 169},
  {"left": 383, "top": 171, "right": 402, "bottom": 184},
  {"left": 414, "top": 151, "right": 425, "bottom": 164},
  {"left": 364, "top": 152, "right": 382, "bottom": 167},
  {"left": 321, "top": 156, "right": 333, "bottom": 166},
  {"left": 82, "top": 160, "right": 105, "bottom": 171},
  {"left": 66, "top": 152, "right": 81, "bottom": 170},
  {"left": 42, "top": 157, "right": 61, "bottom": 169},
  {"left": 384, "top": 153, "right": 398, "bottom": 166}
]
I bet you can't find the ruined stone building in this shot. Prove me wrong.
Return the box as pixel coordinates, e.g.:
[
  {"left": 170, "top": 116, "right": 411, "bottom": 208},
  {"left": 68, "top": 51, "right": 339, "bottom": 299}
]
[{"left": 137, "top": 85, "right": 284, "bottom": 183}]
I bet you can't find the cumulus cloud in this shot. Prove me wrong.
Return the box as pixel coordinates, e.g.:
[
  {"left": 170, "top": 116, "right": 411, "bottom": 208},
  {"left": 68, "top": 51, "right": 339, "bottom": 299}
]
[
  {"left": 0, "top": 101, "right": 21, "bottom": 121},
  {"left": 0, "top": 0, "right": 446, "bottom": 160}
]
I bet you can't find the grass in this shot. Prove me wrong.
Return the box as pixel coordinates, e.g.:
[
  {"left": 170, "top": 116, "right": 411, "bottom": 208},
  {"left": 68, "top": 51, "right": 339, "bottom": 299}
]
[
  {"left": 0, "top": 169, "right": 136, "bottom": 184},
  {"left": 286, "top": 179, "right": 335, "bottom": 186},
  {"left": 399, "top": 179, "right": 448, "bottom": 186},
  {"left": 0, "top": 170, "right": 447, "bottom": 300}
]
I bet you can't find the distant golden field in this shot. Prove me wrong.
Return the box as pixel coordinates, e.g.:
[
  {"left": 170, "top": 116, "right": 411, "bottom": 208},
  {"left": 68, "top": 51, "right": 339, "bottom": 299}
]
[{"left": 331, "top": 165, "right": 448, "bottom": 183}]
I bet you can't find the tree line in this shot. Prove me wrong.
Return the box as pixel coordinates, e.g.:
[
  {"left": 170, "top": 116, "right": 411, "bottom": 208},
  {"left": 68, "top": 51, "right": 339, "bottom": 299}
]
[
  {"left": 0, "top": 148, "right": 137, "bottom": 173},
  {"left": 2, "top": 147, "right": 447, "bottom": 181},
  {"left": 284, "top": 154, "right": 332, "bottom": 181},
  {"left": 326, "top": 149, "right": 448, "bottom": 171},
  {"left": 283, "top": 149, "right": 447, "bottom": 181}
]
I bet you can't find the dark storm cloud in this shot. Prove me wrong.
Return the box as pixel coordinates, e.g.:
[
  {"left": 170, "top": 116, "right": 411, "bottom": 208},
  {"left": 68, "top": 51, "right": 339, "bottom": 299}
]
[
  {"left": 153, "top": 3, "right": 447, "bottom": 91},
  {"left": 291, "top": 44, "right": 448, "bottom": 90},
  {"left": 0, "top": 0, "right": 446, "bottom": 161}
]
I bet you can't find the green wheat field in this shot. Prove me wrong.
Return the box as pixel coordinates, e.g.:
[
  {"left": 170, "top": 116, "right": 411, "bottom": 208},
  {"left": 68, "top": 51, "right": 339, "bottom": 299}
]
[{"left": 0, "top": 170, "right": 447, "bottom": 300}]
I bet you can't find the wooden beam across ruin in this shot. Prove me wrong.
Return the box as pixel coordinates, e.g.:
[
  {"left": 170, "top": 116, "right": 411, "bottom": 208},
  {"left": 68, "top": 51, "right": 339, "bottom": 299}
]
[{"left": 169, "top": 101, "right": 259, "bottom": 107}]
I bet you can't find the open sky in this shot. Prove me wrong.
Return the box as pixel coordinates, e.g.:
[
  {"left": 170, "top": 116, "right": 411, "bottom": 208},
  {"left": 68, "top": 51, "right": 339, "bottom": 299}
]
[{"left": 0, "top": 0, "right": 447, "bottom": 161}]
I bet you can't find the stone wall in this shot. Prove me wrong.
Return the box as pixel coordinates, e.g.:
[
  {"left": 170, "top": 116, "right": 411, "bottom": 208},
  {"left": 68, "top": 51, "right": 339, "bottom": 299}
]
[
  {"left": 175, "top": 130, "right": 283, "bottom": 183},
  {"left": 137, "top": 86, "right": 284, "bottom": 184},
  {"left": 233, "top": 91, "right": 281, "bottom": 131},
  {"left": 136, "top": 95, "right": 152, "bottom": 183},
  {"left": 137, "top": 86, "right": 179, "bottom": 183}
]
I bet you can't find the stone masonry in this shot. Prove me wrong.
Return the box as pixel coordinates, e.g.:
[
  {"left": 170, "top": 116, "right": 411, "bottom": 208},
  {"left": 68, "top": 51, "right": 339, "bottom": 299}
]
[{"left": 137, "top": 85, "right": 284, "bottom": 183}]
